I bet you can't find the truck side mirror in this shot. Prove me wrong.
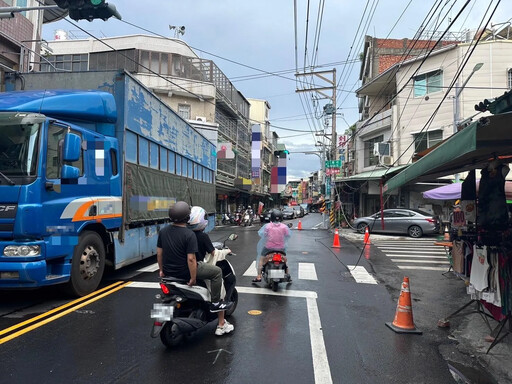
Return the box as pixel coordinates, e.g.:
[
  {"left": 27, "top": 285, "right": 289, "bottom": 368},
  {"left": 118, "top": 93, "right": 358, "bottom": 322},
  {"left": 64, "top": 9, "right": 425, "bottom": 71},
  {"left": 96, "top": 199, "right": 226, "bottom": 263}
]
[
  {"left": 62, "top": 133, "right": 81, "bottom": 162},
  {"left": 61, "top": 164, "right": 80, "bottom": 179}
]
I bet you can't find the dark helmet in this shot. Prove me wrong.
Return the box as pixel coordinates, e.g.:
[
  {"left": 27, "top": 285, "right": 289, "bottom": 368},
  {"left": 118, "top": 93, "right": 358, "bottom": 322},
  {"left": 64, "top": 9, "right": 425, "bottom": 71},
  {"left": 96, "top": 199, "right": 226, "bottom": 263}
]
[
  {"left": 270, "top": 208, "right": 283, "bottom": 222},
  {"left": 168, "top": 201, "right": 191, "bottom": 223}
]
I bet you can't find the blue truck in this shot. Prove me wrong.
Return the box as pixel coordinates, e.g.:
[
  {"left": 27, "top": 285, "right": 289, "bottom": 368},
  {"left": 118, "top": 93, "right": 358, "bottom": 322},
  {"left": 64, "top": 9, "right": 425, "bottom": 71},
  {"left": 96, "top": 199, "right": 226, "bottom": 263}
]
[{"left": 0, "top": 70, "right": 216, "bottom": 296}]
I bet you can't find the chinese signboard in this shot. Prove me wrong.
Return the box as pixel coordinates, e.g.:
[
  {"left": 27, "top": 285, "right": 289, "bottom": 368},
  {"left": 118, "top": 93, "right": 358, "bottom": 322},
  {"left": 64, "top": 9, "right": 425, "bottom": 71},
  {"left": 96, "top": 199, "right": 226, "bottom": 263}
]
[{"left": 325, "top": 160, "right": 341, "bottom": 168}]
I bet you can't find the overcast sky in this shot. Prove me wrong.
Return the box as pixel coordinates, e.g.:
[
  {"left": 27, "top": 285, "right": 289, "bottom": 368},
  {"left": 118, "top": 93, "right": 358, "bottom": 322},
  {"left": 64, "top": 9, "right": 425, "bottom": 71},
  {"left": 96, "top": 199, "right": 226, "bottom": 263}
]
[{"left": 42, "top": 0, "right": 512, "bottom": 181}]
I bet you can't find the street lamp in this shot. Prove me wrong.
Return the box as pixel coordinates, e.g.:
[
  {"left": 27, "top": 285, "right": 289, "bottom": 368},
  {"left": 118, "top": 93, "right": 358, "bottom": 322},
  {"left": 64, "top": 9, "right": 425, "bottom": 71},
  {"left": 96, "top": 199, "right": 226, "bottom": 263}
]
[
  {"left": 453, "top": 62, "right": 483, "bottom": 183},
  {"left": 453, "top": 62, "right": 483, "bottom": 134}
]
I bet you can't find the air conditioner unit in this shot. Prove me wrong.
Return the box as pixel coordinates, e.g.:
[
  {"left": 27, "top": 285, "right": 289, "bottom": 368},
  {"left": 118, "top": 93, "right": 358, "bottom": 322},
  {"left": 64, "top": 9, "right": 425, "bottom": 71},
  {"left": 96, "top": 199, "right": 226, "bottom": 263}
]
[
  {"left": 380, "top": 155, "right": 393, "bottom": 166},
  {"left": 196, "top": 116, "right": 207, "bottom": 122},
  {"left": 373, "top": 142, "right": 390, "bottom": 156}
]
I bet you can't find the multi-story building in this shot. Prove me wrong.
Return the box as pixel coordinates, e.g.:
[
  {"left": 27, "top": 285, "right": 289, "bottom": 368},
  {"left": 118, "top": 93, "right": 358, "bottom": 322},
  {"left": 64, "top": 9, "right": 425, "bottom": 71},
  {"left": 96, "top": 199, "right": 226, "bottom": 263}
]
[
  {"left": 0, "top": 1, "right": 67, "bottom": 89},
  {"left": 343, "top": 27, "right": 512, "bottom": 217},
  {"left": 247, "top": 98, "right": 275, "bottom": 207},
  {"left": 39, "top": 34, "right": 253, "bottom": 213}
]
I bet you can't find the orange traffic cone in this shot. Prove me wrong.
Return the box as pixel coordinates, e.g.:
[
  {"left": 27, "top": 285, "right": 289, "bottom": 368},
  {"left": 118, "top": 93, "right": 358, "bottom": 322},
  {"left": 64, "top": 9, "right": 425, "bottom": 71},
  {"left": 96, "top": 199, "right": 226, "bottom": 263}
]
[
  {"left": 385, "top": 277, "right": 422, "bottom": 334},
  {"left": 364, "top": 227, "right": 371, "bottom": 245},
  {"left": 332, "top": 228, "right": 341, "bottom": 248},
  {"left": 298, "top": 220, "right": 302, "bottom": 230}
]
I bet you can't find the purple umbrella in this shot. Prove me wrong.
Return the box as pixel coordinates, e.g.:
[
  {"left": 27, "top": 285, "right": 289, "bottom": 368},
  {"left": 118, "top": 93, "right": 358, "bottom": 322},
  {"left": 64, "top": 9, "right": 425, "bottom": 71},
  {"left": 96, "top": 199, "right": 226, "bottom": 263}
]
[{"left": 423, "top": 180, "right": 512, "bottom": 200}]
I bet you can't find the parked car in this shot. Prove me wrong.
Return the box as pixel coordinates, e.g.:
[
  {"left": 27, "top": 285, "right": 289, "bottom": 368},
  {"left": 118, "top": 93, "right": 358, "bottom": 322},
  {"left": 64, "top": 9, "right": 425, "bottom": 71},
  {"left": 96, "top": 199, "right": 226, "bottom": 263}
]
[
  {"left": 300, "top": 203, "right": 309, "bottom": 215},
  {"left": 259, "top": 208, "right": 273, "bottom": 224},
  {"left": 291, "top": 205, "right": 305, "bottom": 218},
  {"left": 352, "top": 208, "right": 440, "bottom": 238},
  {"left": 282, "top": 207, "right": 296, "bottom": 220}
]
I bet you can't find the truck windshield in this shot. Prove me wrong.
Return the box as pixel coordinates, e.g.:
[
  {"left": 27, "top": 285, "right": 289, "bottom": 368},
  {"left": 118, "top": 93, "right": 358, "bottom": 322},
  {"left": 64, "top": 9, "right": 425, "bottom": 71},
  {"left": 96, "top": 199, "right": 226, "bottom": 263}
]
[{"left": 0, "top": 113, "right": 41, "bottom": 177}]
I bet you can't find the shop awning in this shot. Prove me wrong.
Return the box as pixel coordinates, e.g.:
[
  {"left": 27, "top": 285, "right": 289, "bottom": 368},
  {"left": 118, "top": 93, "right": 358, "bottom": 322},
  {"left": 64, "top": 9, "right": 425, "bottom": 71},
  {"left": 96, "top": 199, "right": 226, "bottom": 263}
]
[
  {"left": 337, "top": 164, "right": 408, "bottom": 182},
  {"left": 384, "top": 113, "right": 512, "bottom": 194}
]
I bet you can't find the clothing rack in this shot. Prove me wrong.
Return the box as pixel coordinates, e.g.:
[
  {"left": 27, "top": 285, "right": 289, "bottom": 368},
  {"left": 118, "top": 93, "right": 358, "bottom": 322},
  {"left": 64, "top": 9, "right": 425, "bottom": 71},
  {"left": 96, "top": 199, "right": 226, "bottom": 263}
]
[
  {"left": 437, "top": 299, "right": 495, "bottom": 331},
  {"left": 486, "top": 314, "right": 511, "bottom": 354}
]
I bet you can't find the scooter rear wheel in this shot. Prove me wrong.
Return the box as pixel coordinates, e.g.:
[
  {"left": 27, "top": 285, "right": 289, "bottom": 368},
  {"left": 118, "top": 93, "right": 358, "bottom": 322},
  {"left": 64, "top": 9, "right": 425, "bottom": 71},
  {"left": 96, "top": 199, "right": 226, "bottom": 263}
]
[
  {"left": 271, "top": 281, "right": 278, "bottom": 292},
  {"left": 160, "top": 321, "right": 184, "bottom": 348}
]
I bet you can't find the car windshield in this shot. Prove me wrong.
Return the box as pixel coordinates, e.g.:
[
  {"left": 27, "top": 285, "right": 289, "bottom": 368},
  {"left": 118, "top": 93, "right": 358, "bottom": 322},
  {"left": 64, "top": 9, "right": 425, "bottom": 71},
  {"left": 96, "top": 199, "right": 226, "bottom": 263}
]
[
  {"left": 0, "top": 113, "right": 42, "bottom": 177},
  {"left": 409, "top": 209, "right": 433, "bottom": 216}
]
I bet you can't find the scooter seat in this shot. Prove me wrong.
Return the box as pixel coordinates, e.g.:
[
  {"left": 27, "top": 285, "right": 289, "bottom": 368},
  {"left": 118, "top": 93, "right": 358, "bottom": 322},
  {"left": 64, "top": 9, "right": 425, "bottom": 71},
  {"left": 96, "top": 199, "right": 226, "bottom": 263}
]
[
  {"left": 264, "top": 249, "right": 286, "bottom": 256},
  {"left": 162, "top": 276, "right": 208, "bottom": 288}
]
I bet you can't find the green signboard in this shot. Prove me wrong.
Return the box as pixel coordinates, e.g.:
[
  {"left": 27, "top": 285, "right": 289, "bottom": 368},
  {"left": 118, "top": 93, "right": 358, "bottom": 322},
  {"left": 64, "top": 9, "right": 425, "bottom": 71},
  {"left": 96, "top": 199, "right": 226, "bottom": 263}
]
[{"left": 325, "top": 160, "right": 341, "bottom": 168}]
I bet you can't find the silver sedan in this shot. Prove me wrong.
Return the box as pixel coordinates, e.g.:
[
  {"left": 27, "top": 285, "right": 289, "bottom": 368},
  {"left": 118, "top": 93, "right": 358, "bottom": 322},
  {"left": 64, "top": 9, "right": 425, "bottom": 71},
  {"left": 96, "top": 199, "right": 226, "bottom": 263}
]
[{"left": 352, "top": 208, "right": 440, "bottom": 238}]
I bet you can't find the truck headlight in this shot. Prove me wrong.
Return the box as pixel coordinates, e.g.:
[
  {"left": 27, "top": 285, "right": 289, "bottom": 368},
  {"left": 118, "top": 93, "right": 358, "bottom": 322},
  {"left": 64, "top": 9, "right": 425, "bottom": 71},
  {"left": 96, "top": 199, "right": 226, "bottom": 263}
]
[{"left": 3, "top": 245, "right": 41, "bottom": 257}]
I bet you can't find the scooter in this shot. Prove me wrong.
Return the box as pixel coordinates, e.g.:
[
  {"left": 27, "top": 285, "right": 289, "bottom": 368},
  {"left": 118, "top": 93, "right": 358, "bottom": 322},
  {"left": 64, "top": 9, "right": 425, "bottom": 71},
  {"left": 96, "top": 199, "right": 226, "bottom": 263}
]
[
  {"left": 221, "top": 213, "right": 234, "bottom": 225},
  {"left": 260, "top": 222, "right": 293, "bottom": 291},
  {"left": 150, "top": 234, "right": 238, "bottom": 348},
  {"left": 242, "top": 209, "right": 253, "bottom": 226},
  {"left": 261, "top": 250, "right": 290, "bottom": 291}
]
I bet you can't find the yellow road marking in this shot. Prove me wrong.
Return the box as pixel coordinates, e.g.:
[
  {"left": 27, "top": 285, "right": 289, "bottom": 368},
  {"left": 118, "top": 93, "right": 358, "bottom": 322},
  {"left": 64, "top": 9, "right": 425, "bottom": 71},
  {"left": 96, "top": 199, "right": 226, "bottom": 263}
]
[
  {"left": 248, "top": 310, "right": 262, "bottom": 315},
  {"left": 0, "top": 281, "right": 130, "bottom": 345}
]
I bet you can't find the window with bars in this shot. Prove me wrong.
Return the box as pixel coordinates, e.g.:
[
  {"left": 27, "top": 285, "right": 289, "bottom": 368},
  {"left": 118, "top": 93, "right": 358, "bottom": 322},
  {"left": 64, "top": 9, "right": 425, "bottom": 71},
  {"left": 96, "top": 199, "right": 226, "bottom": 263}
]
[
  {"left": 508, "top": 69, "right": 512, "bottom": 90},
  {"left": 364, "top": 135, "right": 383, "bottom": 167},
  {"left": 178, "top": 104, "right": 191, "bottom": 120}
]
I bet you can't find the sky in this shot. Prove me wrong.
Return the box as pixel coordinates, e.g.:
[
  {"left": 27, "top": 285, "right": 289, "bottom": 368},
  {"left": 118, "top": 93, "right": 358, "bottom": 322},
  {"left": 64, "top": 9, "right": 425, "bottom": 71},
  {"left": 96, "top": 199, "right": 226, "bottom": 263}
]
[{"left": 41, "top": 0, "right": 512, "bottom": 181}]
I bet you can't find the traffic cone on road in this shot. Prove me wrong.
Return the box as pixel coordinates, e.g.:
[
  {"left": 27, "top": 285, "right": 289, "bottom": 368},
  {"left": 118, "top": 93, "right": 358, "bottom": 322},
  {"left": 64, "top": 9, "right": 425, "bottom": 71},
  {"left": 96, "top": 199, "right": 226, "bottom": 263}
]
[
  {"left": 298, "top": 220, "right": 302, "bottom": 230},
  {"left": 364, "top": 227, "right": 371, "bottom": 245},
  {"left": 332, "top": 228, "right": 341, "bottom": 248},
  {"left": 385, "top": 277, "right": 422, "bottom": 334},
  {"left": 443, "top": 223, "right": 450, "bottom": 241}
]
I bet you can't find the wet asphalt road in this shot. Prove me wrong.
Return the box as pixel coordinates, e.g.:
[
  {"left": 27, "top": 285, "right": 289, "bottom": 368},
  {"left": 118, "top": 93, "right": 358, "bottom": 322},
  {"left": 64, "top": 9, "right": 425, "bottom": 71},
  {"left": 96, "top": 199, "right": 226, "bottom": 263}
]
[{"left": 0, "top": 214, "right": 461, "bottom": 384}]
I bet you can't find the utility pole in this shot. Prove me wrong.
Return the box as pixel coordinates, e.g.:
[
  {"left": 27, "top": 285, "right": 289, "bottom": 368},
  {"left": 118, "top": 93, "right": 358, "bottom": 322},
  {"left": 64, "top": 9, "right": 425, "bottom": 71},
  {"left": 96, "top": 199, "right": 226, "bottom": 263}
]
[{"left": 296, "top": 68, "right": 337, "bottom": 228}]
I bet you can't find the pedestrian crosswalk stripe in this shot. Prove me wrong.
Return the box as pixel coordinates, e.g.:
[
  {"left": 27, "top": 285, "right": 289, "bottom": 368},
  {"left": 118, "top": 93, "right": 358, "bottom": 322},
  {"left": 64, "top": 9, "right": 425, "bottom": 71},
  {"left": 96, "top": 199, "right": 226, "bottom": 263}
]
[
  {"left": 347, "top": 266, "right": 378, "bottom": 284},
  {"left": 137, "top": 263, "right": 159, "bottom": 273},
  {"left": 243, "top": 261, "right": 257, "bottom": 276},
  {"left": 390, "top": 259, "right": 450, "bottom": 264},
  {"left": 298, "top": 263, "right": 318, "bottom": 280},
  {"left": 398, "top": 266, "right": 449, "bottom": 271},
  {"left": 386, "top": 254, "right": 448, "bottom": 259}
]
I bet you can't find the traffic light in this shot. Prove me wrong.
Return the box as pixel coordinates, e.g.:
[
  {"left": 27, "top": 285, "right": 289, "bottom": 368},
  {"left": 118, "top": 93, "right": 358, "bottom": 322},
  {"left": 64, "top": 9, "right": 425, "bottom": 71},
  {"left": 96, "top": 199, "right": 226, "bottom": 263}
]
[
  {"left": 54, "top": 0, "right": 122, "bottom": 21},
  {"left": 474, "top": 98, "right": 491, "bottom": 113},
  {"left": 474, "top": 91, "right": 512, "bottom": 115}
]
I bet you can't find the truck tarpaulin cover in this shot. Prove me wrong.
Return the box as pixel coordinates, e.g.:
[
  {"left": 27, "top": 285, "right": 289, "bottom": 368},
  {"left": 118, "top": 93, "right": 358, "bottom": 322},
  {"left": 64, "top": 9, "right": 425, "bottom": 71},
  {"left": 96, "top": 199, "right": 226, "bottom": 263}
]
[{"left": 125, "top": 163, "right": 215, "bottom": 223}]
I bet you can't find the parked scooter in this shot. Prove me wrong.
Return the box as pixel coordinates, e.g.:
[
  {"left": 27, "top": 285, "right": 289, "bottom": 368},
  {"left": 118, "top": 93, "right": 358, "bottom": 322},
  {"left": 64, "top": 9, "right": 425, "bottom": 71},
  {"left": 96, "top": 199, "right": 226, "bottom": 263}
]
[
  {"left": 150, "top": 234, "right": 238, "bottom": 348},
  {"left": 221, "top": 213, "right": 235, "bottom": 225},
  {"left": 260, "top": 223, "right": 293, "bottom": 291}
]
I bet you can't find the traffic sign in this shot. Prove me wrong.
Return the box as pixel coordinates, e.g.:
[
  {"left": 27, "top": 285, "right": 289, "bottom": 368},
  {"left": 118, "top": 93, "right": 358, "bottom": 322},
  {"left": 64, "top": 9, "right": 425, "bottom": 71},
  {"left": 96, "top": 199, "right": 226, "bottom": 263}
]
[{"left": 325, "top": 160, "right": 341, "bottom": 168}]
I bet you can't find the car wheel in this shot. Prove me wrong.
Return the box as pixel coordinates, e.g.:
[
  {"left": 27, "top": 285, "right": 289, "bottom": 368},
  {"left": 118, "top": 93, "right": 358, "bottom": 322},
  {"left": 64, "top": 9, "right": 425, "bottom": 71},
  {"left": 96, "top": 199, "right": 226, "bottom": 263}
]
[
  {"left": 408, "top": 225, "right": 423, "bottom": 238},
  {"left": 356, "top": 223, "right": 367, "bottom": 234}
]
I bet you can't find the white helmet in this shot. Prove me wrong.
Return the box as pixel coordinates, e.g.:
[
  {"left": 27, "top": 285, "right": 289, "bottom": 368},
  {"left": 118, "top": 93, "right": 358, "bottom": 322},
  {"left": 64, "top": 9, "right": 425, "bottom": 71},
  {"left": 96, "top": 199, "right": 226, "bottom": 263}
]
[{"left": 188, "top": 206, "right": 208, "bottom": 231}]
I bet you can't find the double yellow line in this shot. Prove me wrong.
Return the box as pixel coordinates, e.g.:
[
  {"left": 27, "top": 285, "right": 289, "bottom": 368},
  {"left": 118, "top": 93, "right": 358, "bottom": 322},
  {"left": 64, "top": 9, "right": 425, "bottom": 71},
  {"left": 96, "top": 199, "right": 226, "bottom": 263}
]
[{"left": 0, "top": 281, "right": 131, "bottom": 345}]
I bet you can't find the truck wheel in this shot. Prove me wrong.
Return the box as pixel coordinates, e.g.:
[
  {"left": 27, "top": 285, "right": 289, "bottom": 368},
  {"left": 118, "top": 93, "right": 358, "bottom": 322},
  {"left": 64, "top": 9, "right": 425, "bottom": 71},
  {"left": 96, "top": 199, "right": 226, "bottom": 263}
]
[{"left": 66, "top": 231, "right": 105, "bottom": 297}]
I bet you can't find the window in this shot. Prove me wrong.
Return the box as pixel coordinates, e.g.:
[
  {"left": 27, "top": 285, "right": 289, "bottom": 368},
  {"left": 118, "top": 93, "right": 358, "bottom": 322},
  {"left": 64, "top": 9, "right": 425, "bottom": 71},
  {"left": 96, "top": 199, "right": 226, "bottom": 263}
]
[
  {"left": 110, "top": 149, "right": 118, "bottom": 176},
  {"left": 413, "top": 130, "right": 443, "bottom": 153},
  {"left": 46, "top": 125, "right": 83, "bottom": 179},
  {"left": 40, "top": 54, "right": 88, "bottom": 72},
  {"left": 138, "top": 137, "right": 149, "bottom": 167},
  {"left": 414, "top": 70, "right": 442, "bottom": 97},
  {"left": 168, "top": 151, "right": 176, "bottom": 173},
  {"left": 176, "top": 155, "right": 182, "bottom": 176},
  {"left": 364, "top": 135, "right": 383, "bottom": 167},
  {"left": 126, "top": 131, "right": 137, "bottom": 163},
  {"left": 182, "top": 157, "right": 188, "bottom": 177},
  {"left": 149, "top": 141, "right": 159, "bottom": 169},
  {"left": 178, "top": 104, "right": 191, "bottom": 120},
  {"left": 160, "top": 147, "right": 168, "bottom": 172},
  {"left": 188, "top": 160, "right": 193, "bottom": 178},
  {"left": 508, "top": 68, "right": 512, "bottom": 90}
]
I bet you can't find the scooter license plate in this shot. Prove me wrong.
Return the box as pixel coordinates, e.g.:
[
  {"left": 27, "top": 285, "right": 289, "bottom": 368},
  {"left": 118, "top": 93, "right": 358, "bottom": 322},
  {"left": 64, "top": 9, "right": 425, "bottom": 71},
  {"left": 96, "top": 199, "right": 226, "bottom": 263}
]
[
  {"left": 268, "top": 269, "right": 285, "bottom": 279},
  {"left": 151, "top": 303, "right": 174, "bottom": 321}
]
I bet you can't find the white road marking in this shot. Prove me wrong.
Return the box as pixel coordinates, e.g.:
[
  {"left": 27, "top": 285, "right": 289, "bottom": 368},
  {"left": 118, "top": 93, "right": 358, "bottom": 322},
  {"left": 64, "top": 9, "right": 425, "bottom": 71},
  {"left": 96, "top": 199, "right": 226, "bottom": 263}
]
[
  {"left": 385, "top": 255, "right": 448, "bottom": 259},
  {"left": 390, "top": 259, "right": 450, "bottom": 264},
  {"left": 127, "top": 282, "right": 332, "bottom": 384},
  {"left": 137, "top": 263, "right": 159, "bottom": 273},
  {"left": 347, "top": 265, "right": 378, "bottom": 284},
  {"left": 398, "top": 266, "right": 450, "bottom": 271},
  {"left": 243, "top": 261, "right": 257, "bottom": 276},
  {"left": 299, "top": 263, "right": 318, "bottom": 280}
]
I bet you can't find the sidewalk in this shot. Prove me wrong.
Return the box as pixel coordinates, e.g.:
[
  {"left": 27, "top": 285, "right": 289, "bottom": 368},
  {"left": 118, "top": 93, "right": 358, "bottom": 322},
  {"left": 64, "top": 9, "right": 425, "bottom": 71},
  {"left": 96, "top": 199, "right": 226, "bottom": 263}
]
[{"left": 338, "top": 227, "right": 512, "bottom": 384}]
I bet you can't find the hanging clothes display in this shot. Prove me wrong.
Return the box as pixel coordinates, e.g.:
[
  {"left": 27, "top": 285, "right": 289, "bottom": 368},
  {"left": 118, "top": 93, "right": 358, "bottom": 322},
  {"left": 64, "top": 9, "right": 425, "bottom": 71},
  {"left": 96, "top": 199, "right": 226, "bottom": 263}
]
[
  {"left": 478, "top": 163, "right": 509, "bottom": 231},
  {"left": 469, "top": 245, "right": 489, "bottom": 292}
]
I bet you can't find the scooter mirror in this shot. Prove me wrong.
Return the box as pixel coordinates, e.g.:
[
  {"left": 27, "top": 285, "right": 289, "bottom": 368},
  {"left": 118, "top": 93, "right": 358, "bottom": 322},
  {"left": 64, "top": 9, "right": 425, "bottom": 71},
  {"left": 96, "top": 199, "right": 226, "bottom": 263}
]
[
  {"left": 287, "top": 223, "right": 293, "bottom": 228},
  {"left": 228, "top": 233, "right": 238, "bottom": 241}
]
